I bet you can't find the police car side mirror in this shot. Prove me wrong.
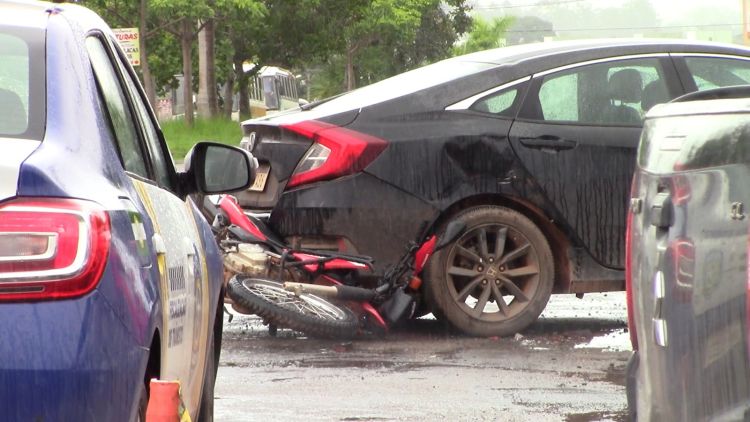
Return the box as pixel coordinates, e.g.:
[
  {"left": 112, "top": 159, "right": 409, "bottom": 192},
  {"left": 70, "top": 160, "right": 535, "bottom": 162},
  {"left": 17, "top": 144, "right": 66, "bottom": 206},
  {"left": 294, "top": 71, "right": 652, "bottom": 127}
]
[{"left": 182, "top": 142, "right": 257, "bottom": 196}]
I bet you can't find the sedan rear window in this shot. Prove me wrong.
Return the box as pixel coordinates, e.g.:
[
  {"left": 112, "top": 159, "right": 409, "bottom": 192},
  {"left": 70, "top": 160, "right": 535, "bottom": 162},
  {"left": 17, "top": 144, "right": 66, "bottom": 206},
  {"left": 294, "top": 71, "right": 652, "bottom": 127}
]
[
  {"left": 0, "top": 28, "right": 44, "bottom": 140},
  {"left": 311, "top": 59, "right": 496, "bottom": 114}
]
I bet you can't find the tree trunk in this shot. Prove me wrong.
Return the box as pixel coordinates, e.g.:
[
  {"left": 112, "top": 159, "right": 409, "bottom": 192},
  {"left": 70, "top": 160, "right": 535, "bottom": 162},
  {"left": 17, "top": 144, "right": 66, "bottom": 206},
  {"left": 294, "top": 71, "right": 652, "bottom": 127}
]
[
  {"left": 345, "top": 45, "right": 356, "bottom": 91},
  {"left": 223, "top": 65, "right": 235, "bottom": 119},
  {"left": 138, "top": 0, "right": 156, "bottom": 107},
  {"left": 181, "top": 19, "right": 194, "bottom": 126},
  {"left": 235, "top": 56, "right": 250, "bottom": 121},
  {"left": 197, "top": 18, "right": 217, "bottom": 118}
]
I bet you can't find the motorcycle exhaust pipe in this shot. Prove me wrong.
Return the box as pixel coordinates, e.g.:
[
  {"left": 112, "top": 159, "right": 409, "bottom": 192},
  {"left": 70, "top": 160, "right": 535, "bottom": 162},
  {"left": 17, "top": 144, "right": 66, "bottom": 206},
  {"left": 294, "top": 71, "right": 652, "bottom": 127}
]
[
  {"left": 283, "top": 282, "right": 338, "bottom": 297},
  {"left": 283, "top": 282, "right": 376, "bottom": 301}
]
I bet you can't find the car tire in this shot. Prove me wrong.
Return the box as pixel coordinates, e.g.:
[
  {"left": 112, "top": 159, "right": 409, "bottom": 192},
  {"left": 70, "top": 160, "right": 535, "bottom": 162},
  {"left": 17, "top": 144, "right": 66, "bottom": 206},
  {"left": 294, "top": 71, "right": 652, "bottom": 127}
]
[{"left": 425, "top": 206, "right": 554, "bottom": 337}]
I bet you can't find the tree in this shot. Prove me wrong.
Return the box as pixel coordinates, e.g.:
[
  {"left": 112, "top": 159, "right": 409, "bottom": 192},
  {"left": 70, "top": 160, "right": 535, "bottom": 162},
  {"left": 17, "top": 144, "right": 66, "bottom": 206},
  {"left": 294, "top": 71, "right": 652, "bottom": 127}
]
[
  {"left": 307, "top": 0, "right": 472, "bottom": 96},
  {"left": 86, "top": 0, "right": 471, "bottom": 121},
  {"left": 138, "top": 0, "right": 156, "bottom": 106},
  {"left": 506, "top": 16, "right": 554, "bottom": 45},
  {"left": 220, "top": 0, "right": 351, "bottom": 119},
  {"left": 149, "top": 0, "right": 216, "bottom": 126},
  {"left": 453, "top": 16, "right": 513, "bottom": 55},
  {"left": 85, "top": 0, "right": 178, "bottom": 107},
  {"left": 521, "top": 0, "right": 658, "bottom": 40},
  {"left": 197, "top": 18, "right": 218, "bottom": 118},
  {"left": 197, "top": 0, "right": 265, "bottom": 119}
]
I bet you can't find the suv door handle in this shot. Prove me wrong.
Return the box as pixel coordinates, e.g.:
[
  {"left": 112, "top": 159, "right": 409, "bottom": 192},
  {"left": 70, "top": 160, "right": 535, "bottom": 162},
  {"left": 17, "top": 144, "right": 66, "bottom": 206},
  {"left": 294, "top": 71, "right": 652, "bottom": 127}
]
[{"left": 520, "top": 135, "right": 577, "bottom": 151}]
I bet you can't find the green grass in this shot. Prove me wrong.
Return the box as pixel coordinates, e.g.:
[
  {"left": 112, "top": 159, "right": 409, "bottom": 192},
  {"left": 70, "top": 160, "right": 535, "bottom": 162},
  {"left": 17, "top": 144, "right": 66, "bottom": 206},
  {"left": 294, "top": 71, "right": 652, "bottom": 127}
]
[{"left": 160, "top": 117, "right": 242, "bottom": 162}]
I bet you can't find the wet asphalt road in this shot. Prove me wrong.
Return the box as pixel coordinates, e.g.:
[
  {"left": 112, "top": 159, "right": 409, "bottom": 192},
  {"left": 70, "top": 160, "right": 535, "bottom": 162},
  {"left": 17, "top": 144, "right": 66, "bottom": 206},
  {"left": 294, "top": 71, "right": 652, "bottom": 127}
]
[{"left": 215, "top": 292, "right": 631, "bottom": 422}]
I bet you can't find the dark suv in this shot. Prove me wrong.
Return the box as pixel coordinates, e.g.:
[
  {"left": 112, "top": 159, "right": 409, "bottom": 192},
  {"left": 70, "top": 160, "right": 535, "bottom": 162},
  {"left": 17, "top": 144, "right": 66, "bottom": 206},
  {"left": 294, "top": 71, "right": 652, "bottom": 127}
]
[
  {"left": 239, "top": 40, "right": 750, "bottom": 336},
  {"left": 627, "top": 86, "right": 750, "bottom": 420}
]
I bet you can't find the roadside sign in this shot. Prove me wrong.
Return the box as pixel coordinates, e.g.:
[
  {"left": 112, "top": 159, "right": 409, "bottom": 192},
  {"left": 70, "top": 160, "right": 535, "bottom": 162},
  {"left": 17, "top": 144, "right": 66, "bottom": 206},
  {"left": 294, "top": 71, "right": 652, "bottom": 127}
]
[{"left": 113, "top": 28, "right": 141, "bottom": 66}]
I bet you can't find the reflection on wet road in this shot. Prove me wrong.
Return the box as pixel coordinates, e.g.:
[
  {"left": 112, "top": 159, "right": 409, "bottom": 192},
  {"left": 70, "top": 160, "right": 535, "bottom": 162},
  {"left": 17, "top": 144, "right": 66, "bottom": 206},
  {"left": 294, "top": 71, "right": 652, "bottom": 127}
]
[{"left": 216, "top": 293, "right": 630, "bottom": 421}]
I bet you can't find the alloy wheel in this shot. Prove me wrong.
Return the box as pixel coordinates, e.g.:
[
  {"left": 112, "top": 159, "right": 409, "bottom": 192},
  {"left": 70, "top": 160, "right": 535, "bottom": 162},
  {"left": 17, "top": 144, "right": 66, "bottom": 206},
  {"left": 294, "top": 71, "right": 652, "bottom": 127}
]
[{"left": 444, "top": 223, "right": 541, "bottom": 322}]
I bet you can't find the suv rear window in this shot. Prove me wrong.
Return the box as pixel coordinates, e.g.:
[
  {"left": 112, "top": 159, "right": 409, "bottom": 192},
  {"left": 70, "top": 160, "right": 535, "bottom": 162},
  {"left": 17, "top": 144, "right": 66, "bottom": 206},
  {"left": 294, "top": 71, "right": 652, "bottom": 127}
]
[
  {"left": 639, "top": 111, "right": 750, "bottom": 173},
  {"left": 0, "top": 27, "right": 45, "bottom": 140}
]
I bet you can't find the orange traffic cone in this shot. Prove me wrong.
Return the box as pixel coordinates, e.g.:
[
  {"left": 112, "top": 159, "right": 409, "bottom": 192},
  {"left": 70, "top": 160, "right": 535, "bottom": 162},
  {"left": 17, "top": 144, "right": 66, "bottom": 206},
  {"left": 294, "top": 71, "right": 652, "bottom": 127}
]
[{"left": 145, "top": 379, "right": 191, "bottom": 422}]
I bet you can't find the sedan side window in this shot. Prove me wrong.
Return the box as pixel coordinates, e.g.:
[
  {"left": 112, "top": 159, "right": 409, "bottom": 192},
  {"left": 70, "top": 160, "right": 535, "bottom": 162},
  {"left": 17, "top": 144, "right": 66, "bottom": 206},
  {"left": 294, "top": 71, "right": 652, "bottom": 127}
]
[
  {"left": 470, "top": 88, "right": 519, "bottom": 117},
  {"left": 530, "top": 58, "right": 669, "bottom": 126},
  {"left": 539, "top": 72, "right": 579, "bottom": 121},
  {"left": 86, "top": 37, "right": 149, "bottom": 178},
  {"left": 685, "top": 57, "right": 750, "bottom": 91}
]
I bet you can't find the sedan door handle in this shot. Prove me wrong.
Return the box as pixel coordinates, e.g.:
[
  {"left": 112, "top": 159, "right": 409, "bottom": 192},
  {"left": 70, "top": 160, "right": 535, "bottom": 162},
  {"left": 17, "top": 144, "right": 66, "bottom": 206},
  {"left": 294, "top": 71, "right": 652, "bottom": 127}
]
[{"left": 520, "top": 135, "right": 577, "bottom": 151}]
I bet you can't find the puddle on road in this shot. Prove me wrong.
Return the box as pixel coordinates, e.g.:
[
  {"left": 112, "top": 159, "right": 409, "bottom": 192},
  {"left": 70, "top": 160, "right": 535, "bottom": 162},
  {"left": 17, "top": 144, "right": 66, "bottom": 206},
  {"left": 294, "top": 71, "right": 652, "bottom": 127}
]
[
  {"left": 603, "top": 363, "right": 627, "bottom": 386},
  {"left": 574, "top": 329, "right": 632, "bottom": 352},
  {"left": 565, "top": 410, "right": 628, "bottom": 422},
  {"left": 270, "top": 357, "right": 469, "bottom": 373},
  {"left": 557, "top": 361, "right": 627, "bottom": 388}
]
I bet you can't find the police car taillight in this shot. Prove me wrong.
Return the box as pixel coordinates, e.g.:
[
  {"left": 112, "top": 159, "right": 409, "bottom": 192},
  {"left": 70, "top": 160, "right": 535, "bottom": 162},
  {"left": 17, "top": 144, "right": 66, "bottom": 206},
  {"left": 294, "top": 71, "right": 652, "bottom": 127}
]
[{"left": 0, "top": 198, "right": 110, "bottom": 301}]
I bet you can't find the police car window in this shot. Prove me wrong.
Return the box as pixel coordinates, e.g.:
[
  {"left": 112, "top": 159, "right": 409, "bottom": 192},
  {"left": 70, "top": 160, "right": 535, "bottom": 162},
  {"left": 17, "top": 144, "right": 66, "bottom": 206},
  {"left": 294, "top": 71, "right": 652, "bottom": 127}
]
[
  {"left": 0, "top": 33, "right": 29, "bottom": 136},
  {"left": 685, "top": 57, "right": 750, "bottom": 91},
  {"left": 86, "top": 37, "right": 149, "bottom": 178},
  {"left": 0, "top": 29, "right": 44, "bottom": 140},
  {"left": 111, "top": 41, "right": 173, "bottom": 190}
]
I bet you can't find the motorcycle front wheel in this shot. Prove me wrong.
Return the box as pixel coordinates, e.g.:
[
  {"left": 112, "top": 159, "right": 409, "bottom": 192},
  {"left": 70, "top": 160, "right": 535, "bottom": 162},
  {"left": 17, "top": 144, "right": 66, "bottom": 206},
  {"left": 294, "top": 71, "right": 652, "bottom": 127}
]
[{"left": 227, "top": 276, "right": 360, "bottom": 339}]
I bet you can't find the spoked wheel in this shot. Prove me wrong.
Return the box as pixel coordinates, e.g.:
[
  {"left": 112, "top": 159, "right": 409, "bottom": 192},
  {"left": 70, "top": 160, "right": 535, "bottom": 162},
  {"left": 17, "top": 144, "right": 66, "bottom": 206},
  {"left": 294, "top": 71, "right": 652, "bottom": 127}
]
[
  {"left": 425, "top": 206, "right": 553, "bottom": 337},
  {"left": 227, "top": 276, "right": 359, "bottom": 339}
]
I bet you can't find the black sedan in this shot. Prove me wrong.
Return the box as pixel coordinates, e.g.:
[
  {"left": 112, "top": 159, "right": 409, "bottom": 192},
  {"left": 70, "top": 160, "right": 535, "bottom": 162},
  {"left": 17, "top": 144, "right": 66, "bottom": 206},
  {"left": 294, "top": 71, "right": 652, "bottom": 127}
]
[{"left": 238, "top": 39, "right": 750, "bottom": 336}]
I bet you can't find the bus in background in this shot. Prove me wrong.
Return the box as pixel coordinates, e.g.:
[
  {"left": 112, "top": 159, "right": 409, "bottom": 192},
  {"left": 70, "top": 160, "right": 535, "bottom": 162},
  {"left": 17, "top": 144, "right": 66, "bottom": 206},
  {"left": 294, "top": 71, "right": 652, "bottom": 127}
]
[{"left": 248, "top": 66, "right": 305, "bottom": 118}]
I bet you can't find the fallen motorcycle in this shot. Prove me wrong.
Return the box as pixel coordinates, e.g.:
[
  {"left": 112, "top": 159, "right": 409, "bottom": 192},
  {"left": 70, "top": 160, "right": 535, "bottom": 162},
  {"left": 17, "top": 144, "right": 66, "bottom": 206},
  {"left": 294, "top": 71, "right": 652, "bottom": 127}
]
[{"left": 207, "top": 194, "right": 465, "bottom": 338}]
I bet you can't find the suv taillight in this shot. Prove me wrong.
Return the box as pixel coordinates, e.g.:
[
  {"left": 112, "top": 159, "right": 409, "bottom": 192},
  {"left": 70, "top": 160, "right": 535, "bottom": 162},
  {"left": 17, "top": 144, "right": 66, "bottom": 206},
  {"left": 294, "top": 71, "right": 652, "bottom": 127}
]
[
  {"left": 282, "top": 120, "right": 388, "bottom": 188},
  {"left": 0, "top": 198, "right": 111, "bottom": 301},
  {"left": 672, "top": 238, "right": 695, "bottom": 288}
]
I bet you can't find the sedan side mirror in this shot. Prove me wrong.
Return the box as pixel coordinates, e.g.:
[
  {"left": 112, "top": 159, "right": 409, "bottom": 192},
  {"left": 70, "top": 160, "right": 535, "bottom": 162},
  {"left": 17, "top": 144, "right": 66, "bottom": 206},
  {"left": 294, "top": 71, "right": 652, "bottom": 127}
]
[{"left": 182, "top": 142, "right": 257, "bottom": 195}]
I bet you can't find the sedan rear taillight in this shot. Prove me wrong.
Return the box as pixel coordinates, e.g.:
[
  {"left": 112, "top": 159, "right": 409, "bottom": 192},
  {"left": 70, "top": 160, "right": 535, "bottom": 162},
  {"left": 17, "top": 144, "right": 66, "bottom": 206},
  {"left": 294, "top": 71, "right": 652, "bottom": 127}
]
[
  {"left": 282, "top": 120, "right": 388, "bottom": 188},
  {"left": 0, "top": 198, "right": 110, "bottom": 301}
]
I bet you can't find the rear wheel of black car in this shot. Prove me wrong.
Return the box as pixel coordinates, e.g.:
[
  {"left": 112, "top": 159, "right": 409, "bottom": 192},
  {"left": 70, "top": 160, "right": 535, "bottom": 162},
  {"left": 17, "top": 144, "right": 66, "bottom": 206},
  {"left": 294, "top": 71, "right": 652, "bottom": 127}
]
[
  {"left": 228, "top": 276, "right": 360, "bottom": 339},
  {"left": 425, "top": 206, "right": 553, "bottom": 337}
]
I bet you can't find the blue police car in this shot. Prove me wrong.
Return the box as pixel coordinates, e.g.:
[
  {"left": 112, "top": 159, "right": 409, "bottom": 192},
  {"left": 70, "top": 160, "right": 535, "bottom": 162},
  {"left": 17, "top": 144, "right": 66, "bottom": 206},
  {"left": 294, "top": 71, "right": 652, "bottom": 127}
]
[{"left": 0, "top": 1, "right": 254, "bottom": 420}]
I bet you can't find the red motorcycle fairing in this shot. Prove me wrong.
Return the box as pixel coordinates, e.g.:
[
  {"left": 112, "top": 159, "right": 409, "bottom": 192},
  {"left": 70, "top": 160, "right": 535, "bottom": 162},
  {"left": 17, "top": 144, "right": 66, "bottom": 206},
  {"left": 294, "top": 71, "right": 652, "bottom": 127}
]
[
  {"left": 292, "top": 252, "right": 371, "bottom": 272},
  {"left": 218, "top": 195, "right": 267, "bottom": 241},
  {"left": 413, "top": 235, "right": 436, "bottom": 274},
  {"left": 321, "top": 274, "right": 387, "bottom": 329}
]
